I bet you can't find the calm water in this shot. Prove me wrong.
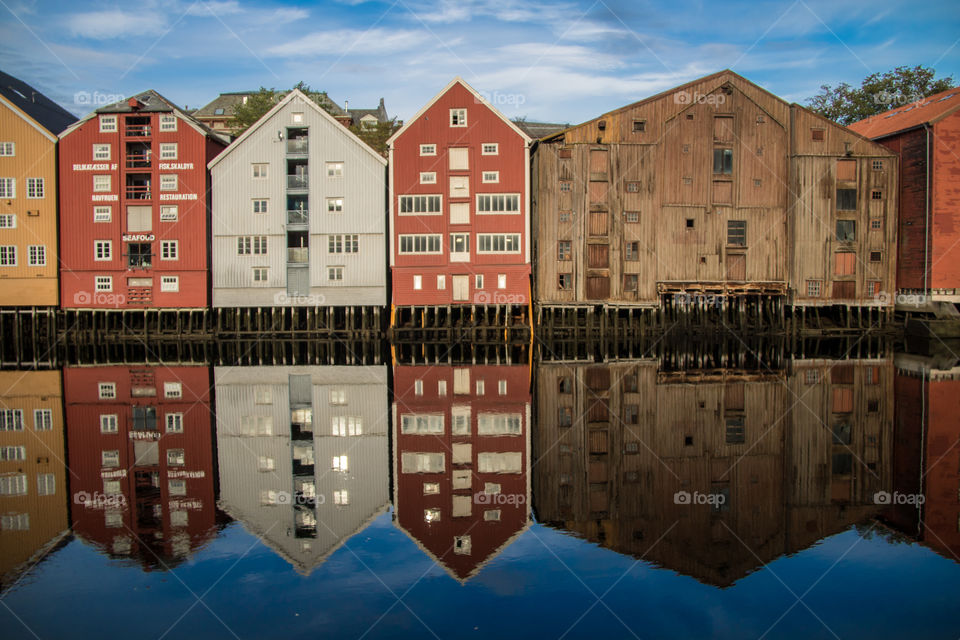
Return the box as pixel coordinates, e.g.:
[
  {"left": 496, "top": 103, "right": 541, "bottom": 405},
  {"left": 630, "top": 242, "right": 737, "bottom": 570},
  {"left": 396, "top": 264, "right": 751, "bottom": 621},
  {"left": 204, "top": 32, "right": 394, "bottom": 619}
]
[{"left": 1, "top": 343, "right": 959, "bottom": 639}]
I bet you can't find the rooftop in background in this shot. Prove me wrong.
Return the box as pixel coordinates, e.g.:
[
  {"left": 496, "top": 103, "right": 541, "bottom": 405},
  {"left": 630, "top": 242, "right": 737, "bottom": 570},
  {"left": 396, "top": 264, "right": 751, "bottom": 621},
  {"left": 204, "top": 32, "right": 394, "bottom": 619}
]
[
  {"left": 848, "top": 86, "right": 960, "bottom": 139},
  {"left": 0, "top": 69, "right": 77, "bottom": 135},
  {"left": 513, "top": 120, "right": 570, "bottom": 139}
]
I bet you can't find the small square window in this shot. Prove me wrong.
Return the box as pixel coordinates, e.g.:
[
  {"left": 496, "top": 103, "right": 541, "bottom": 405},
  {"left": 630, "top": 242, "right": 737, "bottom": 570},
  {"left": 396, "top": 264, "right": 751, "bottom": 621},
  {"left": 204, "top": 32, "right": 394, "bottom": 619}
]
[
  {"left": 871, "top": 190, "right": 883, "bottom": 200},
  {"left": 420, "top": 172, "right": 436, "bottom": 184},
  {"left": 870, "top": 251, "right": 882, "bottom": 262},
  {"left": 837, "top": 189, "right": 857, "bottom": 211},
  {"left": 559, "top": 210, "right": 572, "bottom": 222},
  {"left": 419, "top": 144, "right": 436, "bottom": 156},
  {"left": 450, "top": 108, "right": 467, "bottom": 127},
  {"left": 327, "top": 162, "right": 344, "bottom": 177},
  {"left": 253, "top": 199, "right": 268, "bottom": 214},
  {"left": 624, "top": 211, "right": 640, "bottom": 223},
  {"left": 806, "top": 280, "right": 822, "bottom": 297},
  {"left": 99, "top": 382, "right": 116, "bottom": 399},
  {"left": 482, "top": 143, "right": 498, "bottom": 155},
  {"left": 624, "top": 241, "right": 639, "bottom": 260},
  {"left": 159, "top": 114, "right": 177, "bottom": 131},
  {"left": 559, "top": 181, "right": 572, "bottom": 192},
  {"left": 413, "top": 274, "right": 422, "bottom": 290},
  {"left": 872, "top": 160, "right": 884, "bottom": 171},
  {"left": 164, "top": 382, "right": 182, "bottom": 398},
  {"left": 686, "top": 218, "right": 695, "bottom": 229},
  {"left": 558, "top": 273, "right": 572, "bottom": 290},
  {"left": 252, "top": 164, "right": 268, "bottom": 178},
  {"left": 475, "top": 274, "right": 484, "bottom": 290},
  {"left": 558, "top": 241, "right": 571, "bottom": 260},
  {"left": 623, "top": 274, "right": 638, "bottom": 292},
  {"left": 625, "top": 181, "right": 640, "bottom": 193},
  {"left": 870, "top": 218, "right": 882, "bottom": 230},
  {"left": 811, "top": 128, "right": 825, "bottom": 141},
  {"left": 632, "top": 119, "right": 646, "bottom": 132}
]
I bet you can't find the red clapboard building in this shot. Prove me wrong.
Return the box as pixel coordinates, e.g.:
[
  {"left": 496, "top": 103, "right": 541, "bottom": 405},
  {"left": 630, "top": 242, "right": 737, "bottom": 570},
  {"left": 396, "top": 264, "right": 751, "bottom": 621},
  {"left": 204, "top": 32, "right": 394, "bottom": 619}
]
[
  {"left": 849, "top": 89, "right": 960, "bottom": 303},
  {"left": 392, "top": 364, "right": 531, "bottom": 581},
  {"left": 59, "top": 91, "right": 228, "bottom": 309},
  {"left": 388, "top": 78, "right": 532, "bottom": 313},
  {"left": 64, "top": 366, "right": 219, "bottom": 568}
]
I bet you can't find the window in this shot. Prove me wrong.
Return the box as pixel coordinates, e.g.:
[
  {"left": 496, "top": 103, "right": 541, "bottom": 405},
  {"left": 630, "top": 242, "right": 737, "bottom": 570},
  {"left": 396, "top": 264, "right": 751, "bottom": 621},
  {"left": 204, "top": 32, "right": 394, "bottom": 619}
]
[
  {"left": 727, "top": 220, "right": 747, "bottom": 246},
  {"left": 420, "top": 144, "right": 436, "bottom": 156},
  {"left": 37, "top": 473, "right": 55, "bottom": 496},
  {"left": 872, "top": 160, "right": 883, "bottom": 171},
  {"left": 94, "top": 206, "right": 112, "bottom": 222},
  {"left": 28, "top": 245, "right": 46, "bottom": 266},
  {"left": 160, "top": 205, "right": 178, "bottom": 221},
  {"left": 559, "top": 210, "right": 571, "bottom": 222},
  {"left": 33, "top": 409, "right": 52, "bottom": 431},
  {"left": 414, "top": 379, "right": 424, "bottom": 396},
  {"left": 164, "top": 382, "right": 182, "bottom": 398},
  {"left": 423, "top": 482, "right": 440, "bottom": 495},
  {"left": 329, "top": 389, "right": 346, "bottom": 405},
  {"left": 498, "top": 379, "right": 508, "bottom": 395},
  {"left": 166, "top": 413, "right": 183, "bottom": 433},
  {"left": 291, "top": 112, "right": 304, "bottom": 124},
  {"left": 252, "top": 266, "right": 268, "bottom": 283},
  {"left": 867, "top": 280, "right": 882, "bottom": 297},
  {"left": 100, "top": 414, "right": 118, "bottom": 433},
  {"left": 26, "top": 178, "right": 44, "bottom": 198},
  {"left": 713, "top": 148, "right": 733, "bottom": 174},
  {"left": 160, "top": 174, "right": 177, "bottom": 191},
  {"left": 477, "top": 193, "right": 520, "bottom": 213},
  {"left": 624, "top": 211, "right": 640, "bottom": 223},
  {"left": 477, "top": 234, "right": 521, "bottom": 253},
  {"left": 93, "top": 175, "right": 110, "bottom": 192},
  {"left": 560, "top": 181, "right": 571, "bottom": 192},
  {"left": 94, "top": 240, "right": 112, "bottom": 261},
  {"left": 161, "top": 276, "right": 179, "bottom": 292},
  {"left": 0, "top": 214, "right": 14, "bottom": 228},
  {"left": 252, "top": 199, "right": 268, "bottom": 214},
  {"left": 99, "top": 115, "right": 117, "bottom": 132},
  {"left": 0, "top": 245, "right": 16, "bottom": 266},
  {"left": 625, "top": 181, "right": 640, "bottom": 193},
  {"left": 399, "top": 194, "right": 441, "bottom": 214},
  {"left": 811, "top": 128, "right": 825, "bottom": 141},
  {"left": 437, "top": 274, "right": 446, "bottom": 290},
  {"left": 632, "top": 119, "right": 646, "bottom": 132},
  {"left": 482, "top": 143, "right": 499, "bottom": 155},
  {"left": 398, "top": 234, "right": 442, "bottom": 254},
  {"left": 413, "top": 274, "right": 422, "bottom": 290},
  {"left": 400, "top": 414, "right": 444, "bottom": 434},
  {"left": 0, "top": 142, "right": 13, "bottom": 156},
  {"left": 332, "top": 455, "right": 349, "bottom": 472},
  {"left": 0, "top": 475, "right": 27, "bottom": 495},
  {"left": 0, "top": 409, "right": 23, "bottom": 431},
  {"left": 237, "top": 236, "right": 268, "bottom": 255},
  {"left": 475, "top": 274, "right": 484, "bottom": 289},
  {"left": 806, "top": 280, "right": 823, "bottom": 297},
  {"left": 102, "top": 449, "right": 120, "bottom": 467},
  {"left": 328, "top": 266, "right": 344, "bottom": 281},
  {"left": 420, "top": 172, "right": 436, "bottom": 184},
  {"left": 326, "top": 198, "right": 344, "bottom": 213},
  {"left": 497, "top": 274, "right": 506, "bottom": 289},
  {"left": 0, "top": 446, "right": 26, "bottom": 461},
  {"left": 333, "top": 490, "right": 349, "bottom": 505},
  {"left": 95, "top": 276, "right": 112, "bottom": 292},
  {"left": 482, "top": 171, "right": 499, "bottom": 183},
  {"left": 476, "top": 380, "right": 486, "bottom": 395},
  {"left": 449, "top": 233, "right": 470, "bottom": 257},
  {"left": 159, "top": 114, "right": 177, "bottom": 131},
  {"left": 159, "top": 143, "right": 177, "bottom": 160},
  {"left": 252, "top": 163, "right": 268, "bottom": 178},
  {"left": 168, "top": 479, "right": 187, "bottom": 497},
  {"left": 258, "top": 456, "right": 275, "bottom": 471},
  {"left": 558, "top": 241, "right": 571, "bottom": 260},
  {"left": 558, "top": 273, "right": 572, "bottom": 290},
  {"left": 624, "top": 241, "right": 639, "bottom": 260},
  {"left": 870, "top": 218, "right": 882, "bottom": 230},
  {"left": 0, "top": 178, "right": 13, "bottom": 198},
  {"left": 331, "top": 416, "right": 363, "bottom": 436},
  {"left": 328, "top": 234, "right": 359, "bottom": 254},
  {"left": 836, "top": 219, "right": 856, "bottom": 242},
  {"left": 870, "top": 251, "right": 882, "bottom": 262},
  {"left": 450, "top": 108, "right": 467, "bottom": 126},
  {"left": 160, "top": 240, "right": 178, "bottom": 260},
  {"left": 624, "top": 274, "right": 638, "bottom": 292},
  {"left": 837, "top": 189, "right": 857, "bottom": 211},
  {"left": 326, "top": 162, "right": 343, "bottom": 177},
  {"left": 167, "top": 449, "right": 185, "bottom": 466}
]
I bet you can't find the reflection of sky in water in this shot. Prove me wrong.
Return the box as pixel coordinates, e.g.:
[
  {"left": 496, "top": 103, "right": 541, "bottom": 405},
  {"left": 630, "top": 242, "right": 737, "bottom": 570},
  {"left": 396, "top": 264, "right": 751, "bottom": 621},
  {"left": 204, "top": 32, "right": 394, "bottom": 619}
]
[{"left": 3, "top": 512, "right": 959, "bottom": 640}]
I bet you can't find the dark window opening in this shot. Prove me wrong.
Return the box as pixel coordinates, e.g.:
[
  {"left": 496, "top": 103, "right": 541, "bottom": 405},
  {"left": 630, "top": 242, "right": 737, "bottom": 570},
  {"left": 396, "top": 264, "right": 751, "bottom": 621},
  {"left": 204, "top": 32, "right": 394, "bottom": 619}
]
[
  {"left": 837, "top": 189, "right": 857, "bottom": 211},
  {"left": 727, "top": 220, "right": 746, "bottom": 246},
  {"left": 127, "top": 243, "right": 152, "bottom": 269},
  {"left": 836, "top": 219, "right": 856, "bottom": 242},
  {"left": 632, "top": 120, "right": 646, "bottom": 132},
  {"left": 686, "top": 218, "right": 695, "bottom": 229},
  {"left": 713, "top": 148, "right": 733, "bottom": 175}
]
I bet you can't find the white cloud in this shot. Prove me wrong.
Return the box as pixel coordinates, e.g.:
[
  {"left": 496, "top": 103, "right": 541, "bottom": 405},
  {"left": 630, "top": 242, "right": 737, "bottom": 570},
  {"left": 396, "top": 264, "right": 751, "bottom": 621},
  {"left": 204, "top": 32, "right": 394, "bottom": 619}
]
[
  {"left": 66, "top": 10, "right": 167, "bottom": 40},
  {"left": 265, "top": 28, "right": 428, "bottom": 57},
  {"left": 185, "top": 1, "right": 245, "bottom": 17},
  {"left": 495, "top": 43, "right": 625, "bottom": 72},
  {"left": 272, "top": 8, "right": 311, "bottom": 23}
]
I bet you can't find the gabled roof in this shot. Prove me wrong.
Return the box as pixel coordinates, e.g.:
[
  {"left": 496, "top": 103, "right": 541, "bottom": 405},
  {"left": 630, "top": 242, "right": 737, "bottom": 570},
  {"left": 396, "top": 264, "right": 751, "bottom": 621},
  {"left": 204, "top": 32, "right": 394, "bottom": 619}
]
[
  {"left": 60, "top": 89, "right": 230, "bottom": 145},
  {"left": 848, "top": 86, "right": 960, "bottom": 139},
  {"left": 349, "top": 97, "right": 389, "bottom": 124},
  {"left": 513, "top": 120, "right": 570, "bottom": 139},
  {"left": 387, "top": 77, "right": 532, "bottom": 146},
  {"left": 193, "top": 91, "right": 258, "bottom": 118},
  {"left": 208, "top": 88, "right": 387, "bottom": 169},
  {"left": 0, "top": 70, "right": 76, "bottom": 137}
]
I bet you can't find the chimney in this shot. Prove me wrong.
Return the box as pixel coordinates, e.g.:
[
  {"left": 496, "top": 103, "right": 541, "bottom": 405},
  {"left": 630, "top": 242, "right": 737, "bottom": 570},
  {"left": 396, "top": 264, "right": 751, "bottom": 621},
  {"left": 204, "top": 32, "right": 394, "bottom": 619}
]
[{"left": 344, "top": 99, "right": 349, "bottom": 111}]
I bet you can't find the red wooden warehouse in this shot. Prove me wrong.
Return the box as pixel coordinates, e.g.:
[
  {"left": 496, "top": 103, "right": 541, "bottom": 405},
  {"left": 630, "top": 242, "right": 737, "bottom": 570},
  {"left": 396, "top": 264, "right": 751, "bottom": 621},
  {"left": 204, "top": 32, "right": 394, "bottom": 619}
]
[
  {"left": 388, "top": 78, "right": 532, "bottom": 315},
  {"left": 392, "top": 364, "right": 531, "bottom": 580},
  {"left": 64, "top": 365, "right": 219, "bottom": 567},
  {"left": 59, "top": 91, "right": 228, "bottom": 309},
  {"left": 849, "top": 89, "right": 960, "bottom": 305}
]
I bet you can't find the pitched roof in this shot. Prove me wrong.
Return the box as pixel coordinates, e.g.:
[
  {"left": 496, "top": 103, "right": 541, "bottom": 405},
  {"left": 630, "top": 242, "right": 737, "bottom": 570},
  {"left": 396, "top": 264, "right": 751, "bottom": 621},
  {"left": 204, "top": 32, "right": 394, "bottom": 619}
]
[
  {"left": 848, "top": 86, "right": 960, "bottom": 139},
  {"left": 0, "top": 69, "right": 76, "bottom": 136},
  {"left": 195, "top": 90, "right": 349, "bottom": 120},
  {"left": 513, "top": 120, "right": 569, "bottom": 139},
  {"left": 348, "top": 97, "right": 390, "bottom": 123}
]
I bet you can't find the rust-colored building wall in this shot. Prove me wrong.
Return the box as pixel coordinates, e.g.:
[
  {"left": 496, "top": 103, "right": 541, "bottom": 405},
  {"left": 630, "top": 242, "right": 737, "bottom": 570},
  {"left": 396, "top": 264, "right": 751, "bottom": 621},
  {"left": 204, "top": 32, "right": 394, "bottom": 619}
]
[
  {"left": 64, "top": 366, "right": 217, "bottom": 567},
  {"left": 930, "top": 112, "right": 960, "bottom": 291},
  {"left": 922, "top": 378, "right": 960, "bottom": 558}
]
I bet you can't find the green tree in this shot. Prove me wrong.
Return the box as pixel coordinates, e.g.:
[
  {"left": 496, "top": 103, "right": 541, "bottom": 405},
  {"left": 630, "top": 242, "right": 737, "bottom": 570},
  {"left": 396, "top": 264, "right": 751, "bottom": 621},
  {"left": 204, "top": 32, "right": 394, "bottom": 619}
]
[
  {"left": 350, "top": 118, "right": 402, "bottom": 157},
  {"left": 230, "top": 82, "right": 343, "bottom": 135},
  {"left": 807, "top": 65, "right": 954, "bottom": 125}
]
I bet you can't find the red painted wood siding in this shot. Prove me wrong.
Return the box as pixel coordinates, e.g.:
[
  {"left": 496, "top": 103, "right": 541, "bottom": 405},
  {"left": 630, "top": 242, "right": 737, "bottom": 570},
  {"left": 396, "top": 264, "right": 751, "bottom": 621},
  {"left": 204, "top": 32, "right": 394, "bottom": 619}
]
[
  {"left": 931, "top": 113, "right": 960, "bottom": 290},
  {"left": 59, "top": 112, "right": 225, "bottom": 308},
  {"left": 391, "top": 81, "right": 530, "bottom": 306}
]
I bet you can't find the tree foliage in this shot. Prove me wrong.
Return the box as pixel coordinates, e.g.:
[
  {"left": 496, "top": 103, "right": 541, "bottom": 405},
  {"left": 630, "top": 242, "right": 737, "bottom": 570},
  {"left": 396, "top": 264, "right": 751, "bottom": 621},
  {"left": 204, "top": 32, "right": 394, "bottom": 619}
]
[
  {"left": 230, "top": 82, "right": 343, "bottom": 135},
  {"left": 806, "top": 65, "right": 954, "bottom": 125},
  {"left": 350, "top": 118, "right": 402, "bottom": 157}
]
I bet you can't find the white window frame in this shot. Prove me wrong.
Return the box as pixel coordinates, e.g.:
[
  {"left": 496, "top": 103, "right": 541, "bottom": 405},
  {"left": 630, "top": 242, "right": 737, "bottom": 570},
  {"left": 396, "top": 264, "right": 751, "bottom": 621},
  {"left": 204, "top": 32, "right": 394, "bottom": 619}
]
[
  {"left": 327, "top": 197, "right": 344, "bottom": 214},
  {"left": 413, "top": 274, "right": 422, "bottom": 290},
  {"left": 100, "top": 414, "right": 118, "bottom": 433},
  {"left": 398, "top": 234, "right": 442, "bottom": 255},
  {"left": 497, "top": 274, "right": 507, "bottom": 289},
  {"left": 475, "top": 274, "right": 484, "bottom": 289},
  {"left": 0, "top": 245, "right": 16, "bottom": 267},
  {"left": 326, "top": 162, "right": 343, "bottom": 177},
  {"left": 98, "top": 382, "right": 116, "bottom": 399},
  {"left": 159, "top": 114, "right": 177, "bottom": 131},
  {"left": 159, "top": 143, "right": 177, "bottom": 160},
  {"left": 28, "top": 245, "right": 46, "bottom": 266},
  {"left": 159, "top": 174, "right": 177, "bottom": 191},
  {"left": 160, "top": 205, "right": 178, "bottom": 221},
  {"left": 0, "top": 142, "right": 14, "bottom": 156},
  {"left": 476, "top": 193, "right": 521, "bottom": 214},
  {"left": 101, "top": 449, "right": 120, "bottom": 467},
  {"left": 166, "top": 412, "right": 184, "bottom": 433},
  {"left": 0, "top": 213, "right": 15, "bottom": 228},
  {"left": 450, "top": 108, "right": 467, "bottom": 127},
  {"left": 420, "top": 172, "right": 437, "bottom": 184},
  {"left": 161, "top": 275, "right": 179, "bottom": 292},
  {"left": 0, "top": 178, "right": 14, "bottom": 199},
  {"left": 94, "top": 240, "right": 112, "bottom": 261},
  {"left": 252, "top": 267, "right": 268, "bottom": 283},
  {"left": 477, "top": 233, "right": 522, "bottom": 254},
  {"left": 437, "top": 274, "right": 446, "bottom": 290},
  {"left": 481, "top": 143, "right": 499, "bottom": 155},
  {"left": 95, "top": 275, "right": 112, "bottom": 292},
  {"left": 93, "top": 175, "right": 111, "bottom": 193},
  {"left": 398, "top": 194, "right": 442, "bottom": 215},
  {"left": 419, "top": 144, "right": 437, "bottom": 156},
  {"left": 93, "top": 144, "right": 111, "bottom": 160},
  {"left": 34, "top": 409, "right": 53, "bottom": 431},
  {"left": 160, "top": 240, "right": 178, "bottom": 260},
  {"left": 99, "top": 115, "right": 117, "bottom": 132},
  {"left": 328, "top": 266, "right": 344, "bottom": 282},
  {"left": 37, "top": 473, "right": 56, "bottom": 496},
  {"left": 94, "top": 206, "right": 112, "bottom": 223},
  {"left": 482, "top": 171, "right": 499, "bottom": 184},
  {"left": 252, "top": 163, "right": 268, "bottom": 179}
]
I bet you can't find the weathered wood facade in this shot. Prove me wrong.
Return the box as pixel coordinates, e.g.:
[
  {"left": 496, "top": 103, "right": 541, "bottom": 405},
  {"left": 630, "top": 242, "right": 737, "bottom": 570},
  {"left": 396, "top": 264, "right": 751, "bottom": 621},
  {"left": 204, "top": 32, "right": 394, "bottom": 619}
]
[{"left": 532, "top": 70, "right": 897, "bottom": 315}]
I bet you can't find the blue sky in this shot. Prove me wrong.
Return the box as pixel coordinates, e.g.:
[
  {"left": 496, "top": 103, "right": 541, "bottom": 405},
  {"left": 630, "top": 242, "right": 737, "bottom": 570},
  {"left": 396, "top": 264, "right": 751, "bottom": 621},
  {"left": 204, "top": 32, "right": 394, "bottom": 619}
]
[{"left": 1, "top": 0, "right": 958, "bottom": 124}]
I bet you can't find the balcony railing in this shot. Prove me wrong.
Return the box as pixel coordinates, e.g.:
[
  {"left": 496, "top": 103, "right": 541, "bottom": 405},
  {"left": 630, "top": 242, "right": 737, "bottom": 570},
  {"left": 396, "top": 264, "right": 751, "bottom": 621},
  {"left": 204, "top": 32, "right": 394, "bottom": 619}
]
[
  {"left": 288, "top": 248, "right": 309, "bottom": 264},
  {"left": 287, "top": 174, "right": 308, "bottom": 190},
  {"left": 287, "top": 210, "right": 309, "bottom": 225},
  {"left": 126, "top": 185, "right": 152, "bottom": 200},
  {"left": 127, "top": 254, "right": 153, "bottom": 269},
  {"left": 125, "top": 124, "right": 152, "bottom": 137},
  {"left": 287, "top": 139, "right": 308, "bottom": 154},
  {"left": 126, "top": 154, "right": 152, "bottom": 169}
]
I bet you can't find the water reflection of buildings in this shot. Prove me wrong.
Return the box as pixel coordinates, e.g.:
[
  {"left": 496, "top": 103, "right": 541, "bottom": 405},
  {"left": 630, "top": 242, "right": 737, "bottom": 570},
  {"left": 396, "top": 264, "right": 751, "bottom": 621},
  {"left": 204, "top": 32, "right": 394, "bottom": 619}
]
[
  {"left": 64, "top": 366, "right": 220, "bottom": 568},
  {"left": 215, "top": 366, "right": 389, "bottom": 574},
  {"left": 533, "top": 358, "right": 893, "bottom": 587},
  {"left": 393, "top": 364, "right": 531, "bottom": 581},
  {"left": 0, "top": 371, "right": 69, "bottom": 590},
  {"left": 888, "top": 352, "right": 960, "bottom": 561}
]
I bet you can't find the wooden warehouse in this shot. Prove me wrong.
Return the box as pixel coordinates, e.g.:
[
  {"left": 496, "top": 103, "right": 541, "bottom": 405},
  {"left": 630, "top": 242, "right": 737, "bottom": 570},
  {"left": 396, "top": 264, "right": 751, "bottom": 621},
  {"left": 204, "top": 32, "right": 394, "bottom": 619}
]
[
  {"left": 0, "top": 71, "right": 76, "bottom": 307},
  {"left": 849, "top": 88, "right": 960, "bottom": 304},
  {"left": 532, "top": 70, "right": 898, "bottom": 326},
  {"left": 209, "top": 89, "right": 388, "bottom": 311}
]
